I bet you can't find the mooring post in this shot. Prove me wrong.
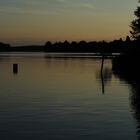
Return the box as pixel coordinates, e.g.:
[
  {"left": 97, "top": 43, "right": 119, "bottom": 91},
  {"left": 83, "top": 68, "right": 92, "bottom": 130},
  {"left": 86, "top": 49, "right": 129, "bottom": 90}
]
[
  {"left": 101, "top": 54, "right": 104, "bottom": 72},
  {"left": 101, "top": 54, "right": 105, "bottom": 94},
  {"left": 13, "top": 63, "right": 18, "bottom": 74}
]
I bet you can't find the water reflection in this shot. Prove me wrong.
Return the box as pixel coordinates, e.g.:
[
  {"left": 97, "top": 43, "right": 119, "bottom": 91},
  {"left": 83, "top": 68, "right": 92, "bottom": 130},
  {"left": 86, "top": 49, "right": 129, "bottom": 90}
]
[
  {"left": 112, "top": 63, "right": 140, "bottom": 140},
  {"left": 130, "top": 83, "right": 140, "bottom": 140},
  {"left": 96, "top": 67, "right": 112, "bottom": 94},
  {"left": 0, "top": 53, "right": 137, "bottom": 140}
]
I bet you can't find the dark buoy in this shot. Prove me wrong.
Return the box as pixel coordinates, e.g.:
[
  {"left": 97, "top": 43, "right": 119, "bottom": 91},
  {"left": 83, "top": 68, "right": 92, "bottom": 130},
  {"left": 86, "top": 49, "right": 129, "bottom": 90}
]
[{"left": 13, "top": 64, "right": 18, "bottom": 74}]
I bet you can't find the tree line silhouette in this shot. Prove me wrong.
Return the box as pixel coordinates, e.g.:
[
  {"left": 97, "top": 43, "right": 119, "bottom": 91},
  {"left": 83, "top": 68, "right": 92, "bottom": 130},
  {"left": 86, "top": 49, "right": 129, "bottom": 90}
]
[
  {"left": 44, "top": 37, "right": 132, "bottom": 53},
  {"left": 113, "top": 0, "right": 140, "bottom": 70},
  {"left": 0, "top": 36, "right": 136, "bottom": 53},
  {"left": 0, "top": 42, "right": 11, "bottom": 51}
]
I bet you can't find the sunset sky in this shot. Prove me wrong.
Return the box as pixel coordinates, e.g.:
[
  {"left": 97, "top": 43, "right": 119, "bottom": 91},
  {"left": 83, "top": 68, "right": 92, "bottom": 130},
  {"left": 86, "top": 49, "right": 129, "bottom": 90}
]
[{"left": 0, "top": 0, "right": 138, "bottom": 46}]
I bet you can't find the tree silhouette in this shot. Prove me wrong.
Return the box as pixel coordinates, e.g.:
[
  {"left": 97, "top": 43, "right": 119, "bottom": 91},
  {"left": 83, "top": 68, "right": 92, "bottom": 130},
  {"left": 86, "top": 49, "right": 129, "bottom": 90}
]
[{"left": 130, "top": 1, "right": 140, "bottom": 40}]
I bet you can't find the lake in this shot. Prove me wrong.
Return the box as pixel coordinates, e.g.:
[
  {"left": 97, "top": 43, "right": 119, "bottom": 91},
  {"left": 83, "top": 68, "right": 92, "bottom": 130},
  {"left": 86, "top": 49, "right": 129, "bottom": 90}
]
[{"left": 0, "top": 52, "right": 138, "bottom": 140}]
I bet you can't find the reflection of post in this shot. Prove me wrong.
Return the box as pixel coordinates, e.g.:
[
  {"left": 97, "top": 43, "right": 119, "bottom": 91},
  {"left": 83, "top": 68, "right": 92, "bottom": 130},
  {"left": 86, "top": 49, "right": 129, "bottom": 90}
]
[
  {"left": 101, "top": 70, "right": 105, "bottom": 94},
  {"left": 101, "top": 55, "right": 105, "bottom": 94},
  {"left": 13, "top": 64, "right": 18, "bottom": 74}
]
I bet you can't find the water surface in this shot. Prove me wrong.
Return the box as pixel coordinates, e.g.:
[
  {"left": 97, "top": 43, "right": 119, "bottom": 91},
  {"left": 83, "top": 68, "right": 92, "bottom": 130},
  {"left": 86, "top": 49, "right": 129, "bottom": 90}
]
[{"left": 0, "top": 52, "right": 138, "bottom": 140}]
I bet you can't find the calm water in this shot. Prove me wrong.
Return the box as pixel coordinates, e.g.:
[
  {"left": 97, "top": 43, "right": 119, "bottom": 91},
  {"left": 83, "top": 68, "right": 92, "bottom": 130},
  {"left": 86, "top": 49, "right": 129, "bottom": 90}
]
[{"left": 0, "top": 52, "right": 138, "bottom": 140}]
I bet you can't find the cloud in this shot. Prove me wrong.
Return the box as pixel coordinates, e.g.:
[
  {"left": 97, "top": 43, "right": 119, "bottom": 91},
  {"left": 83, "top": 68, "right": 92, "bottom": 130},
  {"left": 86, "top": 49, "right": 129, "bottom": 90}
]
[
  {"left": 0, "top": 0, "right": 95, "bottom": 16},
  {"left": 0, "top": 6, "right": 58, "bottom": 16},
  {"left": 0, "top": 0, "right": 62, "bottom": 15}
]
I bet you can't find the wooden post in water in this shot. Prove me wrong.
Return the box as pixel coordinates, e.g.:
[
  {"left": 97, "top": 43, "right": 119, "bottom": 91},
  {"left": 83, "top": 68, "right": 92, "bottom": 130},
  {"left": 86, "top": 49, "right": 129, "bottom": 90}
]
[
  {"left": 101, "top": 54, "right": 105, "bottom": 94},
  {"left": 13, "top": 64, "right": 18, "bottom": 74},
  {"left": 101, "top": 54, "right": 104, "bottom": 72}
]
